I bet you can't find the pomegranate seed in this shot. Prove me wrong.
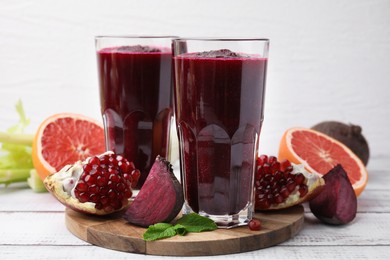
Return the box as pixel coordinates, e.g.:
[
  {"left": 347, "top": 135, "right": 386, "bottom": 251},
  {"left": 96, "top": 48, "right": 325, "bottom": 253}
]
[
  {"left": 109, "top": 174, "right": 121, "bottom": 183},
  {"left": 285, "top": 166, "right": 293, "bottom": 173},
  {"left": 123, "top": 173, "right": 132, "bottom": 182},
  {"left": 268, "top": 156, "right": 277, "bottom": 165},
  {"left": 116, "top": 154, "right": 124, "bottom": 161},
  {"left": 294, "top": 173, "right": 305, "bottom": 185},
  {"left": 74, "top": 189, "right": 81, "bottom": 198},
  {"left": 116, "top": 182, "right": 126, "bottom": 192},
  {"left": 76, "top": 181, "right": 88, "bottom": 192},
  {"left": 262, "top": 164, "right": 271, "bottom": 175},
  {"left": 78, "top": 192, "right": 89, "bottom": 203},
  {"left": 286, "top": 181, "right": 297, "bottom": 192},
  {"left": 95, "top": 202, "right": 103, "bottom": 210},
  {"left": 256, "top": 198, "right": 270, "bottom": 209},
  {"left": 280, "top": 187, "right": 290, "bottom": 198},
  {"left": 100, "top": 154, "right": 109, "bottom": 164},
  {"left": 124, "top": 188, "right": 132, "bottom": 199},
  {"left": 89, "top": 168, "right": 98, "bottom": 177},
  {"left": 118, "top": 161, "right": 129, "bottom": 173},
  {"left": 131, "top": 169, "right": 141, "bottom": 187},
  {"left": 257, "top": 154, "right": 268, "bottom": 165},
  {"left": 89, "top": 156, "right": 100, "bottom": 166},
  {"left": 128, "top": 162, "right": 136, "bottom": 171},
  {"left": 280, "top": 159, "right": 291, "bottom": 171},
  {"left": 88, "top": 184, "right": 99, "bottom": 194},
  {"left": 80, "top": 172, "right": 87, "bottom": 181},
  {"left": 108, "top": 189, "right": 116, "bottom": 199},
  {"left": 83, "top": 164, "right": 92, "bottom": 173},
  {"left": 89, "top": 194, "right": 99, "bottom": 203},
  {"left": 248, "top": 218, "right": 262, "bottom": 231},
  {"left": 107, "top": 180, "right": 116, "bottom": 189},
  {"left": 96, "top": 175, "right": 107, "bottom": 186},
  {"left": 274, "top": 171, "right": 284, "bottom": 181},
  {"left": 266, "top": 193, "right": 274, "bottom": 203},
  {"left": 100, "top": 196, "right": 109, "bottom": 205},
  {"left": 273, "top": 193, "right": 284, "bottom": 204},
  {"left": 99, "top": 186, "right": 109, "bottom": 195},
  {"left": 108, "top": 156, "right": 117, "bottom": 165},
  {"left": 299, "top": 185, "right": 308, "bottom": 197},
  {"left": 84, "top": 175, "right": 96, "bottom": 185}
]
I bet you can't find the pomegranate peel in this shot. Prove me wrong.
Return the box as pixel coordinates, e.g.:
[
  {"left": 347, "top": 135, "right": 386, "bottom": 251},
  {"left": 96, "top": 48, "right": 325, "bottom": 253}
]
[
  {"left": 44, "top": 151, "right": 139, "bottom": 215},
  {"left": 255, "top": 155, "right": 325, "bottom": 211}
]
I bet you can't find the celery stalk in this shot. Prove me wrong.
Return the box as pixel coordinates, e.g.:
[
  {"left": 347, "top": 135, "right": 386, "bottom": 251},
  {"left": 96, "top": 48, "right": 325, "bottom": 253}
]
[
  {"left": 0, "top": 99, "right": 42, "bottom": 190},
  {"left": 0, "top": 169, "right": 31, "bottom": 185},
  {"left": 0, "top": 132, "right": 34, "bottom": 146},
  {"left": 27, "top": 169, "right": 47, "bottom": 192}
]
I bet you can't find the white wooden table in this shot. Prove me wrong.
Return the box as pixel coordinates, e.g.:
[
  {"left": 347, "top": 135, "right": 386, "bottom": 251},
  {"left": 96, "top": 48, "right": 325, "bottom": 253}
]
[{"left": 1, "top": 156, "right": 389, "bottom": 260}]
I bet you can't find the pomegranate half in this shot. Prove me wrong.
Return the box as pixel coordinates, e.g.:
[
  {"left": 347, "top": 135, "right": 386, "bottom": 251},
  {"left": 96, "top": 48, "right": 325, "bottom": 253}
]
[
  {"left": 44, "top": 151, "right": 140, "bottom": 215},
  {"left": 255, "top": 155, "right": 325, "bottom": 211}
]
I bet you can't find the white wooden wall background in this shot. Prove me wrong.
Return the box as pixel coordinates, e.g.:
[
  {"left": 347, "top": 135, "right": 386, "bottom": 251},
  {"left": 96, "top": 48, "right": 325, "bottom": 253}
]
[{"left": 1, "top": 0, "right": 389, "bottom": 165}]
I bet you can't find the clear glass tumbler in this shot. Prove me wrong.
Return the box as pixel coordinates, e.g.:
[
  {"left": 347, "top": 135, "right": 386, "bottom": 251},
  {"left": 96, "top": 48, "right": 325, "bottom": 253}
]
[
  {"left": 172, "top": 38, "right": 269, "bottom": 227},
  {"left": 96, "top": 36, "right": 175, "bottom": 189}
]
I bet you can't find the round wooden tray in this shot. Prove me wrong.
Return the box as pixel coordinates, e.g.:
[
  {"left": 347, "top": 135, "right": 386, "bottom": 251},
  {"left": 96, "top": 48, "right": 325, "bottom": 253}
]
[{"left": 65, "top": 205, "right": 304, "bottom": 256}]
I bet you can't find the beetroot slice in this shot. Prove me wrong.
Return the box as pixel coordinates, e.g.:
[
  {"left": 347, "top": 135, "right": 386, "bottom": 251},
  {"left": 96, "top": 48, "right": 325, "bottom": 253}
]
[
  {"left": 309, "top": 164, "right": 357, "bottom": 225},
  {"left": 124, "top": 156, "right": 184, "bottom": 227}
]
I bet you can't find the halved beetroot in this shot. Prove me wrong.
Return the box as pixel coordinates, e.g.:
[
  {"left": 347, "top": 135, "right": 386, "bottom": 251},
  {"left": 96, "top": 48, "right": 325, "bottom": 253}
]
[
  {"left": 124, "top": 156, "right": 184, "bottom": 227},
  {"left": 309, "top": 164, "right": 357, "bottom": 225}
]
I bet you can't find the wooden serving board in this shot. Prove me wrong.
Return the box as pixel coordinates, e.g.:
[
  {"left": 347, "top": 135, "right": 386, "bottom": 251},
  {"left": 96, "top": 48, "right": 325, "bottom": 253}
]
[{"left": 65, "top": 205, "right": 304, "bottom": 256}]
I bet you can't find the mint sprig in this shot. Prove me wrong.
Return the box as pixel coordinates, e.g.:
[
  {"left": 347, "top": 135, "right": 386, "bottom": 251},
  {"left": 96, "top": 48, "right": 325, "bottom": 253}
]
[{"left": 143, "top": 213, "right": 217, "bottom": 241}]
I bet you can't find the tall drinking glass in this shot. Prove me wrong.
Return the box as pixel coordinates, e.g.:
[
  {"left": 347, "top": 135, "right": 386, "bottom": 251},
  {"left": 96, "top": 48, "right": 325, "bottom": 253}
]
[
  {"left": 96, "top": 36, "right": 175, "bottom": 189},
  {"left": 172, "top": 38, "right": 269, "bottom": 227}
]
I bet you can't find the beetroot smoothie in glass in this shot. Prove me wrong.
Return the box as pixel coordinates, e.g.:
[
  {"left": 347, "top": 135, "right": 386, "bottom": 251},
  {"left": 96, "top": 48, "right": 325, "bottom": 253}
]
[
  {"left": 173, "top": 39, "right": 269, "bottom": 227},
  {"left": 96, "top": 38, "right": 173, "bottom": 188}
]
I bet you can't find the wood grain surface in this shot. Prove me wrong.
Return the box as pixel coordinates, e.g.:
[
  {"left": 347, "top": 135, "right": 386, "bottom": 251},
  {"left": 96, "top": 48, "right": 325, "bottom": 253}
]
[{"left": 65, "top": 205, "right": 304, "bottom": 256}]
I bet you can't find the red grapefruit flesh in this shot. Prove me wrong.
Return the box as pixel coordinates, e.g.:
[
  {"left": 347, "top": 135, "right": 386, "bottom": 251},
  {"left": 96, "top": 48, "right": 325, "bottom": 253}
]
[
  {"left": 278, "top": 127, "right": 368, "bottom": 196},
  {"left": 32, "top": 113, "right": 106, "bottom": 181}
]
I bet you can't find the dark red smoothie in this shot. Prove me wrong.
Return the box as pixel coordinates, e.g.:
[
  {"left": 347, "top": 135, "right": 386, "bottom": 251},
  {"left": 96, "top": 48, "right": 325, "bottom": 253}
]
[
  {"left": 97, "top": 45, "right": 172, "bottom": 188},
  {"left": 174, "top": 50, "right": 267, "bottom": 215}
]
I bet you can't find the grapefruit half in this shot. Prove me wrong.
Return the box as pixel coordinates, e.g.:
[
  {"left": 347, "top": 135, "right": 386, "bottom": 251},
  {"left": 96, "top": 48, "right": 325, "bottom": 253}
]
[
  {"left": 32, "top": 113, "right": 106, "bottom": 181},
  {"left": 278, "top": 127, "right": 368, "bottom": 197}
]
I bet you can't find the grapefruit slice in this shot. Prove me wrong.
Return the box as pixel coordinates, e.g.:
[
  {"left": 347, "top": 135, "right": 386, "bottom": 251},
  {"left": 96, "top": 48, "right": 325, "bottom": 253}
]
[
  {"left": 278, "top": 127, "right": 368, "bottom": 197},
  {"left": 32, "top": 113, "right": 106, "bottom": 181}
]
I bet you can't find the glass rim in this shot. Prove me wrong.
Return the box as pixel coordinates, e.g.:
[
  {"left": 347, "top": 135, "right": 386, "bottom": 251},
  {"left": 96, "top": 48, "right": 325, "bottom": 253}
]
[
  {"left": 172, "top": 37, "right": 269, "bottom": 42},
  {"left": 95, "top": 35, "right": 178, "bottom": 40}
]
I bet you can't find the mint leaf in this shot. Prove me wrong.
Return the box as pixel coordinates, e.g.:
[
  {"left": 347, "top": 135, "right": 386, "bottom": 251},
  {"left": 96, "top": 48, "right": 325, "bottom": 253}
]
[
  {"left": 173, "top": 224, "right": 187, "bottom": 236},
  {"left": 143, "top": 223, "right": 177, "bottom": 241},
  {"left": 142, "top": 213, "right": 217, "bottom": 241},
  {"left": 176, "top": 213, "right": 218, "bottom": 232}
]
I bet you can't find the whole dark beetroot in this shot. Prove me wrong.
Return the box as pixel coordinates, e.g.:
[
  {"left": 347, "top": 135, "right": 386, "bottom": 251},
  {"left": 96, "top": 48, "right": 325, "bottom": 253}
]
[
  {"left": 311, "top": 121, "right": 369, "bottom": 165},
  {"left": 124, "top": 156, "right": 184, "bottom": 227},
  {"left": 309, "top": 164, "right": 357, "bottom": 225}
]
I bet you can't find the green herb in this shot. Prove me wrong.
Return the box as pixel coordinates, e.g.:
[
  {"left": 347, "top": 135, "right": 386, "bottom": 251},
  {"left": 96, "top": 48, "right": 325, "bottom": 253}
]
[
  {"left": 143, "top": 223, "right": 178, "bottom": 241},
  {"left": 176, "top": 213, "right": 218, "bottom": 232},
  {"left": 143, "top": 213, "right": 218, "bottom": 241},
  {"left": 0, "top": 100, "right": 41, "bottom": 190}
]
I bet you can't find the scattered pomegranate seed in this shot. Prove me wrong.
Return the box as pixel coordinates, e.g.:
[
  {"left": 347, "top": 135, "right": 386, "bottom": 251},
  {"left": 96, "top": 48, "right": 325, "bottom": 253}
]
[{"left": 248, "top": 218, "right": 262, "bottom": 231}]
